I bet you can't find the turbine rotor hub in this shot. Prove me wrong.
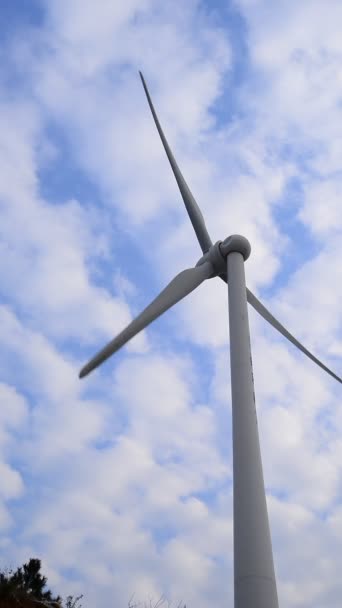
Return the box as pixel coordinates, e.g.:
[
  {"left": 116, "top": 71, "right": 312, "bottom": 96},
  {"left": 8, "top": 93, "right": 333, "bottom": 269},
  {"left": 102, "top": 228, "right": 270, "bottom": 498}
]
[
  {"left": 196, "top": 240, "right": 225, "bottom": 275},
  {"left": 196, "top": 234, "right": 251, "bottom": 276}
]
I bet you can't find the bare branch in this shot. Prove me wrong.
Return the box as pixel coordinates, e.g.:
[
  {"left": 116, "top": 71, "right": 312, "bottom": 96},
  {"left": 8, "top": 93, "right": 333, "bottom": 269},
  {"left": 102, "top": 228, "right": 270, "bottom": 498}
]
[
  {"left": 128, "top": 593, "right": 143, "bottom": 608},
  {"left": 154, "top": 595, "right": 166, "bottom": 608},
  {"left": 127, "top": 593, "right": 184, "bottom": 608}
]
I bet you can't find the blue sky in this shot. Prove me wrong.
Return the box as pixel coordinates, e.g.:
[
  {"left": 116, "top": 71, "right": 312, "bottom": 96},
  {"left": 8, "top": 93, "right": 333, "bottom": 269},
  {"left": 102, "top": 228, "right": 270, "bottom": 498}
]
[{"left": 0, "top": 1, "right": 341, "bottom": 607}]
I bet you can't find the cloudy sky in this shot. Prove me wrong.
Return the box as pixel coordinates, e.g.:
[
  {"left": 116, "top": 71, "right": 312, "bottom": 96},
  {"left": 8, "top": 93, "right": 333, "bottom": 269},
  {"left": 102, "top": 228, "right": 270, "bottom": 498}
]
[{"left": 0, "top": 0, "right": 342, "bottom": 606}]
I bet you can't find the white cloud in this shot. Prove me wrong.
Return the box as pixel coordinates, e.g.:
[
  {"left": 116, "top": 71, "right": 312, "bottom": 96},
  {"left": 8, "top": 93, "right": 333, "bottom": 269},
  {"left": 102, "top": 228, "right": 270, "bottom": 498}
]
[
  {"left": 0, "top": 383, "right": 28, "bottom": 446},
  {"left": 0, "top": 1, "right": 341, "bottom": 607},
  {"left": 300, "top": 179, "right": 342, "bottom": 237}
]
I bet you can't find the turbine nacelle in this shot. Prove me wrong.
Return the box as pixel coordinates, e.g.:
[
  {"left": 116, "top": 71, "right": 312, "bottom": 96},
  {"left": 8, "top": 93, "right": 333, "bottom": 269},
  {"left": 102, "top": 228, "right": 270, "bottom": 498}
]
[{"left": 220, "top": 234, "right": 251, "bottom": 261}]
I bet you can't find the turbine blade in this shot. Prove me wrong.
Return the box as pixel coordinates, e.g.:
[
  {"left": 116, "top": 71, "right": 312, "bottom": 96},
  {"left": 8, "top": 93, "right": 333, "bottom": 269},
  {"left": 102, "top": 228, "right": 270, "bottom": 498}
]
[
  {"left": 139, "top": 71, "right": 212, "bottom": 254},
  {"left": 79, "top": 261, "right": 215, "bottom": 378},
  {"left": 247, "top": 289, "right": 342, "bottom": 384}
]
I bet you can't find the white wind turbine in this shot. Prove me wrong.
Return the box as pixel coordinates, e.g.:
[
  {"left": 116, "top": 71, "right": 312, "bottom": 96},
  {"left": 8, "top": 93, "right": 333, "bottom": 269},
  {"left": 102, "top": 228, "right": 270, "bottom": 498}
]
[{"left": 79, "top": 73, "right": 341, "bottom": 608}]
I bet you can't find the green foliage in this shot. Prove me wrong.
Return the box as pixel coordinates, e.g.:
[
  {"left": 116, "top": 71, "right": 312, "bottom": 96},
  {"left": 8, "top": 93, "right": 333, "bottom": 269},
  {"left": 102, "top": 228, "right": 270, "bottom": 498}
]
[{"left": 0, "top": 558, "right": 82, "bottom": 608}]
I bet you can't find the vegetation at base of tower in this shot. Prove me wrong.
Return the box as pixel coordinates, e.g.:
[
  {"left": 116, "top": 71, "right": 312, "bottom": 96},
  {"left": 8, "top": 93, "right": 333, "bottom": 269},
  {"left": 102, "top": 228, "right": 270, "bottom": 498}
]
[
  {"left": 0, "top": 558, "right": 83, "bottom": 608},
  {"left": 0, "top": 558, "right": 187, "bottom": 608}
]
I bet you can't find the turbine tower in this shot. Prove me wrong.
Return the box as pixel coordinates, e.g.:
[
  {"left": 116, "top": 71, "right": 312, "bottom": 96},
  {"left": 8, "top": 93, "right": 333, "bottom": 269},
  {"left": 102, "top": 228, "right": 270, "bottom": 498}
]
[{"left": 79, "top": 73, "right": 341, "bottom": 608}]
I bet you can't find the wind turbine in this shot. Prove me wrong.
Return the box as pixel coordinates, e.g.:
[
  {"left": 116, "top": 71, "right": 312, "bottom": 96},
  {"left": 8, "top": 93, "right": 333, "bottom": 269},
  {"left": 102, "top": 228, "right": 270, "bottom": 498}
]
[{"left": 79, "top": 73, "right": 341, "bottom": 608}]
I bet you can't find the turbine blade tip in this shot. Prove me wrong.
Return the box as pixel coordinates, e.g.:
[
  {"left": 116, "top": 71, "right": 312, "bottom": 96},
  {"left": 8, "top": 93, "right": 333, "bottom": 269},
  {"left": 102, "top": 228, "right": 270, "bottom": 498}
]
[{"left": 79, "top": 367, "right": 88, "bottom": 379}]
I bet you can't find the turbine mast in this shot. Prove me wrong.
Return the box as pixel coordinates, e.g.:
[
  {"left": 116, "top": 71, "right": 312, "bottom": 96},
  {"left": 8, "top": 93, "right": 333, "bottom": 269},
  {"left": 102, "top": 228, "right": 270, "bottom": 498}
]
[{"left": 224, "top": 235, "right": 279, "bottom": 608}]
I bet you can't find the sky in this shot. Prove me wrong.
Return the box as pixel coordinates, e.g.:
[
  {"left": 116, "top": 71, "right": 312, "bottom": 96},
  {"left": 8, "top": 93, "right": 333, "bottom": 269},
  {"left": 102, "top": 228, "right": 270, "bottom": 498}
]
[{"left": 0, "top": 0, "right": 341, "bottom": 606}]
